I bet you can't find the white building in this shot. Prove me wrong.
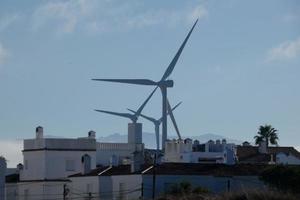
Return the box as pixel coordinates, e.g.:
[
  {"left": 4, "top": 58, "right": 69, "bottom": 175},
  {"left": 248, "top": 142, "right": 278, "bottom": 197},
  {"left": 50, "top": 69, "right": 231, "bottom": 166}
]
[
  {"left": 97, "top": 143, "right": 144, "bottom": 166},
  {"left": 237, "top": 142, "right": 300, "bottom": 165},
  {"left": 6, "top": 126, "right": 97, "bottom": 200},
  {"left": 68, "top": 165, "right": 142, "bottom": 200},
  {"left": 96, "top": 123, "right": 145, "bottom": 167},
  {"left": 163, "top": 139, "right": 236, "bottom": 164},
  {"left": 20, "top": 127, "right": 96, "bottom": 181}
]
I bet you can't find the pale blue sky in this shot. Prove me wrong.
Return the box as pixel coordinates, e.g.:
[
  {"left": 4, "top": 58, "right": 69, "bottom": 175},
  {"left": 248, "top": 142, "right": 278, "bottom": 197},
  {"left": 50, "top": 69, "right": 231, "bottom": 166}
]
[{"left": 0, "top": 0, "right": 300, "bottom": 148}]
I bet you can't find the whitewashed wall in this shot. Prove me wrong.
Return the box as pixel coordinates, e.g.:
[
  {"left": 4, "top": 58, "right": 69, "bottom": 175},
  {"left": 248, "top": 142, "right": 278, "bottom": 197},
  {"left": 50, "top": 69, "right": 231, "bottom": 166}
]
[
  {"left": 99, "top": 175, "right": 142, "bottom": 200},
  {"left": 21, "top": 150, "right": 96, "bottom": 180},
  {"left": 5, "top": 183, "right": 18, "bottom": 200},
  {"left": 68, "top": 176, "right": 99, "bottom": 200},
  {"left": 17, "top": 181, "right": 67, "bottom": 200},
  {"left": 276, "top": 153, "right": 300, "bottom": 165}
]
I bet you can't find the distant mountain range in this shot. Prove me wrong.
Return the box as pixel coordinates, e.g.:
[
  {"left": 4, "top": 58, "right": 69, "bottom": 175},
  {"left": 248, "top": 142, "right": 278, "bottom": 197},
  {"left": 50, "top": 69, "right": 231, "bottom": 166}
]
[{"left": 97, "top": 132, "right": 244, "bottom": 149}]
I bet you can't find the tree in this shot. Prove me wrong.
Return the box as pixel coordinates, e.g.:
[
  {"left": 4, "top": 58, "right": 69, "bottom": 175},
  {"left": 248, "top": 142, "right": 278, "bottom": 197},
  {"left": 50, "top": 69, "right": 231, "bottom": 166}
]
[{"left": 254, "top": 124, "right": 279, "bottom": 146}]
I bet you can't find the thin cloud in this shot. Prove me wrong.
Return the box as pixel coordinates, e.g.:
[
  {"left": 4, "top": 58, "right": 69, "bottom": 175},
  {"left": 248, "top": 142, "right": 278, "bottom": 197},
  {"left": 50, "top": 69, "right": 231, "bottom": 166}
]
[
  {"left": 31, "top": 0, "right": 208, "bottom": 34},
  {"left": 186, "top": 4, "right": 208, "bottom": 24},
  {"left": 0, "top": 13, "right": 20, "bottom": 32},
  {"left": 266, "top": 37, "right": 300, "bottom": 62},
  {"left": 0, "top": 43, "right": 9, "bottom": 65}
]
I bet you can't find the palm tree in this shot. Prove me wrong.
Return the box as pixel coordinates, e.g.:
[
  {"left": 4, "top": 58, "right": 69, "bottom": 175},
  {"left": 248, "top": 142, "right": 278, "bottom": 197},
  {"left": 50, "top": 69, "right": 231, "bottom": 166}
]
[{"left": 254, "top": 124, "right": 279, "bottom": 146}]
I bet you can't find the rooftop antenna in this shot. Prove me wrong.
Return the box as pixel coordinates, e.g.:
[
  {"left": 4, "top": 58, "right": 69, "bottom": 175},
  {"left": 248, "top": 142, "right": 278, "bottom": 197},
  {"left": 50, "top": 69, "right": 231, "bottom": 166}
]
[{"left": 92, "top": 19, "right": 198, "bottom": 151}]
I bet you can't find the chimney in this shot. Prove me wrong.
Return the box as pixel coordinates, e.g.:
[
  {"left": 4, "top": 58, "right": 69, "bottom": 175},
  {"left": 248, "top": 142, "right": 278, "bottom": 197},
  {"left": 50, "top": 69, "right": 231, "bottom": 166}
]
[
  {"left": 88, "top": 130, "right": 96, "bottom": 139},
  {"left": 242, "top": 141, "right": 251, "bottom": 146},
  {"left": 222, "top": 139, "right": 227, "bottom": 145},
  {"left": 36, "top": 126, "right": 43, "bottom": 139},
  {"left": 258, "top": 140, "right": 267, "bottom": 154},
  {"left": 128, "top": 123, "right": 142, "bottom": 144},
  {"left": 17, "top": 163, "right": 23, "bottom": 171}
]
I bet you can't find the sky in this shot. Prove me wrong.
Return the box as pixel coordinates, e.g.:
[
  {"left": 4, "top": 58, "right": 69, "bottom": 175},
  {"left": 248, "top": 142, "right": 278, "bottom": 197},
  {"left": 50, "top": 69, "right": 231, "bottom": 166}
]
[{"left": 0, "top": 0, "right": 300, "bottom": 167}]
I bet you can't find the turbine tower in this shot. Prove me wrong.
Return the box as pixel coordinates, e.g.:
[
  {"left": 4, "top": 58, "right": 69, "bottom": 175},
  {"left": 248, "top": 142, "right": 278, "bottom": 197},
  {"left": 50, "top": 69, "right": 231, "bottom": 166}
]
[
  {"left": 128, "top": 101, "right": 182, "bottom": 153},
  {"left": 95, "top": 87, "right": 157, "bottom": 144},
  {"left": 92, "top": 19, "right": 198, "bottom": 151}
]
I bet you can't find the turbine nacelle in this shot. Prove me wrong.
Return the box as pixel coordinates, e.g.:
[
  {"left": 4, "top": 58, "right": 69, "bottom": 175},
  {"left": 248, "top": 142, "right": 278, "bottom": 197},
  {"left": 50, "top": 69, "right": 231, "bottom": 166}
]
[{"left": 158, "top": 80, "right": 174, "bottom": 88}]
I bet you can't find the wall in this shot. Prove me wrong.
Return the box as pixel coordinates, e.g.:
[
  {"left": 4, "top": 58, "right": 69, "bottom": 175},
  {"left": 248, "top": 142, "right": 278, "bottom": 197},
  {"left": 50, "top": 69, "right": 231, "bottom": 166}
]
[
  {"left": 45, "top": 150, "right": 96, "bottom": 179},
  {"left": 142, "top": 175, "right": 265, "bottom": 199},
  {"left": 96, "top": 143, "right": 139, "bottom": 166},
  {"left": 17, "top": 181, "right": 67, "bottom": 200},
  {"left": 0, "top": 157, "right": 6, "bottom": 200},
  {"left": 20, "top": 151, "right": 46, "bottom": 180},
  {"left": 5, "top": 183, "right": 18, "bottom": 200},
  {"left": 24, "top": 138, "right": 96, "bottom": 151},
  {"left": 276, "top": 153, "right": 300, "bottom": 165},
  {"left": 21, "top": 150, "right": 96, "bottom": 180},
  {"left": 68, "top": 176, "right": 99, "bottom": 200},
  {"left": 99, "top": 175, "right": 142, "bottom": 200}
]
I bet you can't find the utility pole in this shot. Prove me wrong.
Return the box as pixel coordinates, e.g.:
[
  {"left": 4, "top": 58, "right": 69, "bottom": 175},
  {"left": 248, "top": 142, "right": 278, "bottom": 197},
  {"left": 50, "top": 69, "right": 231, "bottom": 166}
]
[
  {"left": 141, "top": 182, "right": 144, "bottom": 199},
  {"left": 152, "top": 154, "right": 157, "bottom": 200},
  {"left": 63, "top": 184, "right": 67, "bottom": 200},
  {"left": 227, "top": 179, "right": 231, "bottom": 192}
]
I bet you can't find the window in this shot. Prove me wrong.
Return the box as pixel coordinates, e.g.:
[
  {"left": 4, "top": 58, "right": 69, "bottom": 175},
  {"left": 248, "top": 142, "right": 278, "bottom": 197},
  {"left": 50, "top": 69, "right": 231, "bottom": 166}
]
[{"left": 65, "top": 159, "right": 75, "bottom": 171}]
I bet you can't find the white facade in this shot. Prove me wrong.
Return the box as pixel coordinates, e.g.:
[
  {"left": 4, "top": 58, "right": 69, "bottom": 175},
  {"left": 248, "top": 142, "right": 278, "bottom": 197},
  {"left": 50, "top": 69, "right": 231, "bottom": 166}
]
[
  {"left": 69, "top": 176, "right": 99, "bottom": 200},
  {"left": 21, "top": 132, "right": 96, "bottom": 181},
  {"left": 276, "top": 152, "right": 300, "bottom": 165},
  {"left": 5, "top": 182, "right": 18, "bottom": 200},
  {"left": 163, "top": 139, "right": 236, "bottom": 164},
  {"left": 96, "top": 143, "right": 144, "bottom": 166},
  {"left": 17, "top": 181, "right": 68, "bottom": 200},
  {"left": 99, "top": 174, "right": 142, "bottom": 200},
  {"left": 69, "top": 172, "right": 142, "bottom": 200},
  {"left": 6, "top": 127, "right": 97, "bottom": 200}
]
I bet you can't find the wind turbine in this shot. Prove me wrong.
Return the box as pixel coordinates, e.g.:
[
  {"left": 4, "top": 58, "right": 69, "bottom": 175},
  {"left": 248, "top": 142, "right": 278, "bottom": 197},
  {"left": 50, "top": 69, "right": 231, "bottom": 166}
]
[
  {"left": 92, "top": 19, "right": 198, "bottom": 151},
  {"left": 128, "top": 101, "right": 182, "bottom": 152},
  {"left": 95, "top": 87, "right": 157, "bottom": 144}
]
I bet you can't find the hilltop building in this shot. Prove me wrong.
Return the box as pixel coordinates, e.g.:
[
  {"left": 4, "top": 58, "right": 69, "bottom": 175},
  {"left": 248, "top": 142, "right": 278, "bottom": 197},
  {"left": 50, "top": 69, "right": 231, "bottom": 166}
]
[
  {"left": 5, "top": 126, "right": 145, "bottom": 200},
  {"left": 237, "top": 141, "right": 300, "bottom": 165},
  {"left": 163, "top": 138, "right": 236, "bottom": 164},
  {"left": 6, "top": 126, "right": 96, "bottom": 200}
]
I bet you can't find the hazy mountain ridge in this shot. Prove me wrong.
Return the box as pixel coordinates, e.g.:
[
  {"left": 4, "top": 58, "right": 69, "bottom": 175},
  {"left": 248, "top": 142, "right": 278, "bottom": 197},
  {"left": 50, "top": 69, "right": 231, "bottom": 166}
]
[{"left": 97, "top": 132, "right": 244, "bottom": 149}]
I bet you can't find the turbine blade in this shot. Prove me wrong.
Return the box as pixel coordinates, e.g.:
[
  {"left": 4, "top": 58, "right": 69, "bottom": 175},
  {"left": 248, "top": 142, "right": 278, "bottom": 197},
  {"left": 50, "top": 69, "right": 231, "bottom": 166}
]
[
  {"left": 158, "top": 101, "right": 182, "bottom": 122},
  {"left": 172, "top": 101, "right": 182, "bottom": 111},
  {"left": 161, "top": 19, "right": 198, "bottom": 81},
  {"left": 92, "top": 79, "right": 157, "bottom": 86},
  {"left": 94, "top": 109, "right": 134, "bottom": 121},
  {"left": 135, "top": 87, "right": 158, "bottom": 117},
  {"left": 127, "top": 109, "right": 157, "bottom": 124},
  {"left": 167, "top": 100, "right": 182, "bottom": 140}
]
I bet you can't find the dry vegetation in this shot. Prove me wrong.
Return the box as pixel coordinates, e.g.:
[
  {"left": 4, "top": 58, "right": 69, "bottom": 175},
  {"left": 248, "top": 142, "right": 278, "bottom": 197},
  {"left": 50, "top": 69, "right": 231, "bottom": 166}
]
[{"left": 157, "top": 190, "right": 299, "bottom": 200}]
